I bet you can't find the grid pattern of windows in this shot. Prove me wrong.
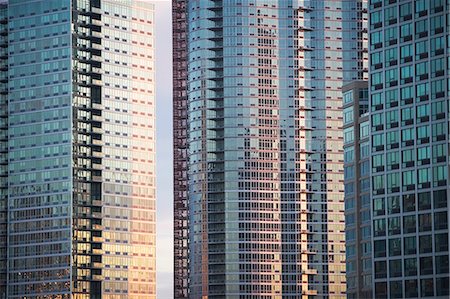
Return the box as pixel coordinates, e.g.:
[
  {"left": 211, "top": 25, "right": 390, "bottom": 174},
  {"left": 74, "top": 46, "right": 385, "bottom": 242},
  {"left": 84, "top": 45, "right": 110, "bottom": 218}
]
[
  {"left": 185, "top": 0, "right": 367, "bottom": 297},
  {"left": 7, "top": 0, "right": 72, "bottom": 296},
  {"left": 343, "top": 82, "right": 372, "bottom": 299},
  {"left": 369, "top": 0, "right": 449, "bottom": 297},
  {"left": 5, "top": 1, "right": 156, "bottom": 297},
  {"left": 101, "top": 1, "right": 156, "bottom": 297}
]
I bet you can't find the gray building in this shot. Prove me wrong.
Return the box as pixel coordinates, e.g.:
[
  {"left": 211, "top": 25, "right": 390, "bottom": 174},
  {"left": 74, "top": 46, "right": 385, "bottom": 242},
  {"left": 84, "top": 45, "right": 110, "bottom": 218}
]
[
  {"left": 173, "top": 0, "right": 368, "bottom": 297},
  {"left": 369, "top": 0, "right": 449, "bottom": 297},
  {"left": 3, "top": 0, "right": 156, "bottom": 297},
  {"left": 343, "top": 81, "right": 371, "bottom": 298}
]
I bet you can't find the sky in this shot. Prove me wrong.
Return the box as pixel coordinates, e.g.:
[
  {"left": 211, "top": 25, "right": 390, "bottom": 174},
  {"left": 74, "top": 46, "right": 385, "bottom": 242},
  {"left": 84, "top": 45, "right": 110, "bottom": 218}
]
[{"left": 153, "top": 0, "right": 174, "bottom": 298}]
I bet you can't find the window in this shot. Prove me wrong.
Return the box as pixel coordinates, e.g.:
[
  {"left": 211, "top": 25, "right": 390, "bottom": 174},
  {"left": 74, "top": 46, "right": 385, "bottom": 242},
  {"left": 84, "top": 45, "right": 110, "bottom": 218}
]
[
  {"left": 375, "top": 261, "right": 387, "bottom": 279},
  {"left": 388, "top": 217, "right": 401, "bottom": 235},
  {"left": 403, "top": 215, "right": 416, "bottom": 233},
  {"left": 402, "top": 128, "right": 414, "bottom": 146},
  {"left": 433, "top": 165, "right": 447, "bottom": 186},
  {"left": 387, "top": 172, "right": 400, "bottom": 193},
  {"left": 417, "top": 104, "right": 429, "bottom": 120},
  {"left": 415, "top": 19, "right": 428, "bottom": 38},
  {"left": 401, "top": 86, "right": 413, "bottom": 105},
  {"left": 431, "top": 36, "right": 444, "bottom": 56},
  {"left": 404, "top": 236, "right": 416, "bottom": 254},
  {"left": 371, "top": 92, "right": 382, "bottom": 110},
  {"left": 430, "top": 15, "right": 444, "bottom": 33},
  {"left": 432, "top": 143, "right": 445, "bottom": 163},
  {"left": 387, "top": 152, "right": 399, "bottom": 170},
  {"left": 343, "top": 106, "right": 354, "bottom": 125},
  {"left": 419, "top": 234, "right": 432, "bottom": 253},
  {"left": 370, "top": 31, "right": 382, "bottom": 51},
  {"left": 360, "top": 142, "right": 370, "bottom": 158},
  {"left": 404, "top": 258, "right": 417, "bottom": 276},
  {"left": 371, "top": 51, "right": 382, "bottom": 68},
  {"left": 384, "top": 27, "right": 397, "bottom": 44},
  {"left": 435, "top": 233, "right": 448, "bottom": 252},
  {"left": 400, "top": 44, "right": 413, "bottom": 63},
  {"left": 373, "top": 218, "right": 386, "bottom": 237},
  {"left": 400, "top": 23, "right": 412, "bottom": 42},
  {"left": 401, "top": 107, "right": 413, "bottom": 125},
  {"left": 343, "top": 90, "right": 353, "bottom": 104},
  {"left": 389, "top": 238, "right": 401, "bottom": 256},
  {"left": 434, "top": 190, "right": 447, "bottom": 208},
  {"left": 360, "top": 122, "right": 369, "bottom": 138},
  {"left": 372, "top": 154, "right": 384, "bottom": 172},
  {"left": 344, "top": 146, "right": 354, "bottom": 163},
  {"left": 401, "top": 65, "right": 413, "bottom": 84},
  {"left": 373, "top": 197, "right": 385, "bottom": 216},
  {"left": 385, "top": 109, "right": 398, "bottom": 128},
  {"left": 420, "top": 278, "right": 434, "bottom": 297},
  {"left": 389, "top": 259, "right": 402, "bottom": 277},
  {"left": 431, "top": 80, "right": 445, "bottom": 100},
  {"left": 420, "top": 257, "right": 433, "bottom": 275},
  {"left": 435, "top": 255, "right": 449, "bottom": 274},
  {"left": 418, "top": 192, "right": 431, "bottom": 210},
  {"left": 344, "top": 127, "right": 354, "bottom": 144},
  {"left": 432, "top": 122, "right": 445, "bottom": 141},
  {"left": 374, "top": 239, "right": 386, "bottom": 257},
  {"left": 405, "top": 280, "right": 418, "bottom": 298},
  {"left": 416, "top": 82, "right": 429, "bottom": 100},
  {"left": 417, "top": 126, "right": 429, "bottom": 144},
  {"left": 371, "top": 71, "right": 383, "bottom": 90},
  {"left": 385, "top": 69, "right": 397, "bottom": 86},
  {"left": 415, "top": 40, "right": 428, "bottom": 60},
  {"left": 419, "top": 213, "right": 432, "bottom": 231},
  {"left": 434, "top": 211, "right": 448, "bottom": 230},
  {"left": 417, "top": 167, "right": 430, "bottom": 187},
  {"left": 399, "top": 3, "right": 412, "bottom": 20},
  {"left": 385, "top": 89, "right": 398, "bottom": 108},
  {"left": 386, "top": 131, "right": 399, "bottom": 149},
  {"left": 403, "top": 194, "right": 415, "bottom": 212},
  {"left": 431, "top": 58, "right": 444, "bottom": 77},
  {"left": 387, "top": 196, "right": 400, "bottom": 214},
  {"left": 370, "top": 11, "right": 382, "bottom": 29},
  {"left": 402, "top": 149, "right": 414, "bottom": 168},
  {"left": 372, "top": 133, "right": 384, "bottom": 151},
  {"left": 402, "top": 170, "right": 416, "bottom": 191},
  {"left": 415, "top": 61, "right": 428, "bottom": 80},
  {"left": 384, "top": 6, "right": 397, "bottom": 23}
]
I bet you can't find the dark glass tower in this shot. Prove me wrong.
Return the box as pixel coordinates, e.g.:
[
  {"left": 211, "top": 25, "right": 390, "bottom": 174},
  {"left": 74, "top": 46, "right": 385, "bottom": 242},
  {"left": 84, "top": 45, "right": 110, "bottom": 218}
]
[
  {"left": 173, "top": 0, "right": 368, "bottom": 297},
  {"left": 172, "top": 0, "right": 189, "bottom": 298},
  {"left": 369, "top": 0, "right": 449, "bottom": 297},
  {"left": 343, "top": 81, "right": 371, "bottom": 298},
  {"left": 3, "top": 1, "right": 156, "bottom": 298}
]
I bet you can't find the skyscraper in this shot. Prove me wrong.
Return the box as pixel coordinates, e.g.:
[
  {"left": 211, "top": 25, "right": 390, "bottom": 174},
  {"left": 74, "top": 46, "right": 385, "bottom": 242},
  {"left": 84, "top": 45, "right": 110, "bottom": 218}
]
[
  {"left": 173, "top": 0, "right": 367, "bottom": 297},
  {"left": 4, "top": 0, "right": 156, "bottom": 297},
  {"left": 369, "top": 0, "right": 449, "bottom": 298},
  {"left": 342, "top": 81, "right": 371, "bottom": 298},
  {"left": 172, "top": 1, "right": 189, "bottom": 298}
]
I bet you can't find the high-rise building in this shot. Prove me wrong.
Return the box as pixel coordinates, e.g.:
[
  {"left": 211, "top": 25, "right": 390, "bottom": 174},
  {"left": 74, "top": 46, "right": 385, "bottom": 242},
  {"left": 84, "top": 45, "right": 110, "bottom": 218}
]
[
  {"left": 172, "top": 1, "right": 189, "bottom": 298},
  {"left": 173, "top": 0, "right": 368, "bottom": 297},
  {"left": 368, "top": 0, "right": 449, "bottom": 298},
  {"left": 342, "top": 81, "right": 371, "bottom": 298},
  {"left": 4, "top": 0, "right": 156, "bottom": 297}
]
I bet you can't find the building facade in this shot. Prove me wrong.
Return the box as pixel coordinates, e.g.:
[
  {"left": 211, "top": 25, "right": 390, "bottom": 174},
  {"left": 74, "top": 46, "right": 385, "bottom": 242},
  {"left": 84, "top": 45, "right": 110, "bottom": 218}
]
[
  {"left": 172, "top": 0, "right": 189, "bottom": 298},
  {"left": 342, "top": 81, "right": 371, "bottom": 298},
  {"left": 5, "top": 0, "right": 156, "bottom": 297},
  {"left": 369, "top": 0, "right": 449, "bottom": 297},
  {"left": 174, "top": 0, "right": 368, "bottom": 297}
]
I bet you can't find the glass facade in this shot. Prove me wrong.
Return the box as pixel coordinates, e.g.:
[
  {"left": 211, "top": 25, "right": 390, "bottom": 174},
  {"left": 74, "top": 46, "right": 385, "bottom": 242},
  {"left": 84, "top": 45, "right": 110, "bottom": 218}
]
[
  {"left": 369, "top": 0, "right": 449, "bottom": 298},
  {"left": 172, "top": 0, "right": 189, "bottom": 298},
  {"left": 4, "top": 1, "right": 156, "bottom": 298},
  {"left": 343, "top": 81, "right": 371, "bottom": 298},
  {"left": 175, "top": 0, "right": 368, "bottom": 297}
]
